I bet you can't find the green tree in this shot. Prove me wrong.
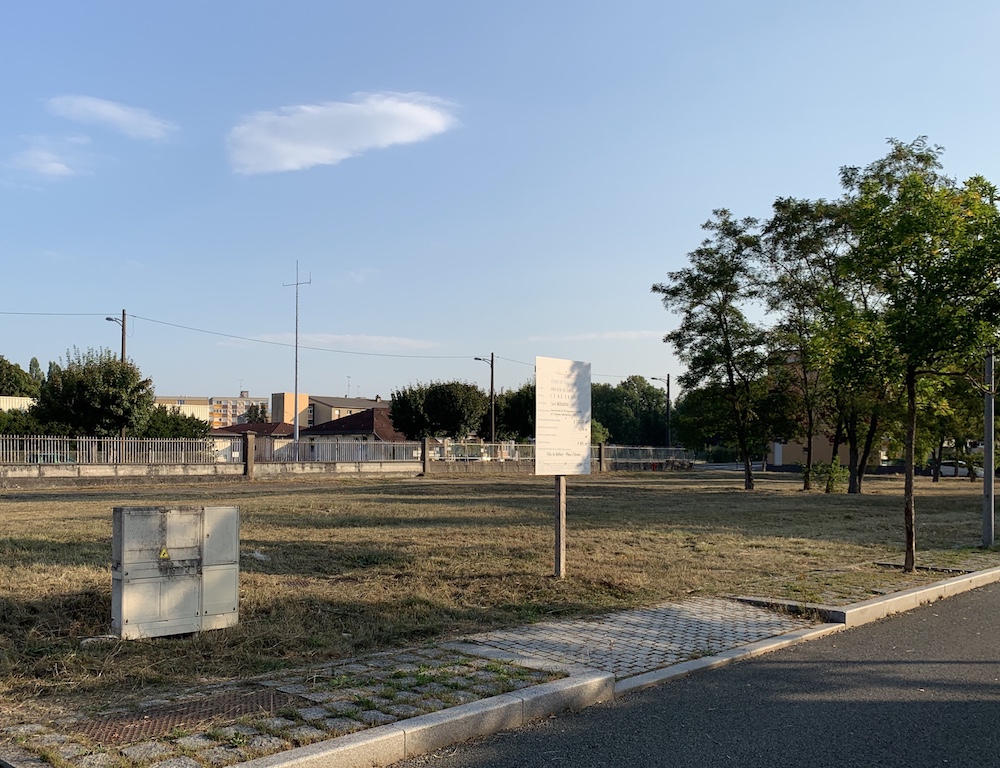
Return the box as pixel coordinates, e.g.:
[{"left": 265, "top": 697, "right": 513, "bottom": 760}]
[
  {"left": 0, "top": 408, "right": 47, "bottom": 435},
  {"left": 28, "top": 357, "right": 44, "bottom": 389},
  {"left": 31, "top": 347, "right": 155, "bottom": 437},
  {"left": 243, "top": 403, "right": 268, "bottom": 423},
  {"left": 390, "top": 383, "right": 431, "bottom": 439},
  {"left": 761, "top": 197, "right": 847, "bottom": 489},
  {"left": 390, "top": 381, "right": 489, "bottom": 439},
  {"left": 592, "top": 377, "right": 668, "bottom": 445},
  {"left": 424, "top": 381, "right": 487, "bottom": 439},
  {"left": 652, "top": 209, "right": 771, "bottom": 489},
  {"left": 842, "top": 137, "right": 1000, "bottom": 570},
  {"left": 493, "top": 382, "right": 535, "bottom": 441},
  {"left": 591, "top": 419, "right": 610, "bottom": 445},
  {"left": 0, "top": 356, "right": 38, "bottom": 397},
  {"left": 141, "top": 405, "right": 210, "bottom": 438}
]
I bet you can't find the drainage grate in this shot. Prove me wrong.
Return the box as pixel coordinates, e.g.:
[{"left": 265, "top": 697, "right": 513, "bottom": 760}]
[{"left": 70, "top": 688, "right": 292, "bottom": 745}]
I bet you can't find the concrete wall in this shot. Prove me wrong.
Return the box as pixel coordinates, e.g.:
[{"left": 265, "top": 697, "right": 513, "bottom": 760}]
[{"left": 0, "top": 461, "right": 423, "bottom": 488}]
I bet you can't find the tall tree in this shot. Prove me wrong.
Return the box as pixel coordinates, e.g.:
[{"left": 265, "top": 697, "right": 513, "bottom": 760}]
[
  {"left": 423, "top": 381, "right": 487, "bottom": 439},
  {"left": 243, "top": 403, "right": 268, "bottom": 423},
  {"left": 592, "top": 376, "right": 667, "bottom": 445},
  {"left": 761, "top": 198, "right": 847, "bottom": 488},
  {"left": 0, "top": 356, "right": 39, "bottom": 397},
  {"left": 842, "top": 137, "right": 1000, "bottom": 570},
  {"left": 390, "top": 381, "right": 488, "bottom": 440},
  {"left": 492, "top": 382, "right": 535, "bottom": 441},
  {"left": 390, "top": 383, "right": 431, "bottom": 439},
  {"left": 652, "top": 209, "right": 770, "bottom": 489},
  {"left": 28, "top": 357, "right": 44, "bottom": 390},
  {"left": 31, "top": 347, "right": 155, "bottom": 437}
]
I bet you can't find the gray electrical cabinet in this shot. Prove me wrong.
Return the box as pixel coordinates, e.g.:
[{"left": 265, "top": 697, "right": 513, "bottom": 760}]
[{"left": 111, "top": 506, "right": 240, "bottom": 639}]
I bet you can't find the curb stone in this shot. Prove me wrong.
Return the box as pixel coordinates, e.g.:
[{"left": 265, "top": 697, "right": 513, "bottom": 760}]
[{"left": 7, "top": 567, "right": 1000, "bottom": 768}]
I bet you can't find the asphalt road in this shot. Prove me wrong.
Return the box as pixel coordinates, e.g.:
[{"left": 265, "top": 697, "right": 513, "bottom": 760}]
[{"left": 395, "top": 585, "right": 1000, "bottom": 768}]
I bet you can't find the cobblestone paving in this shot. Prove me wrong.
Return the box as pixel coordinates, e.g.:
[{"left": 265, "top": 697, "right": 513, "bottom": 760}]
[
  {"left": 0, "top": 597, "right": 832, "bottom": 768},
  {"left": 459, "top": 598, "right": 816, "bottom": 677},
  {"left": 0, "top": 648, "right": 556, "bottom": 768}
]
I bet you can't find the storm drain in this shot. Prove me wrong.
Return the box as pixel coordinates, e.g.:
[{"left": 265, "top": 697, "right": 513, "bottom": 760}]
[{"left": 69, "top": 688, "right": 292, "bottom": 745}]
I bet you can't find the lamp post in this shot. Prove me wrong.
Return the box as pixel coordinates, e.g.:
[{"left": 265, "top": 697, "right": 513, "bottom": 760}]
[
  {"left": 651, "top": 375, "right": 671, "bottom": 448},
  {"left": 105, "top": 310, "right": 126, "bottom": 362},
  {"left": 475, "top": 353, "right": 495, "bottom": 443},
  {"left": 106, "top": 310, "right": 127, "bottom": 440}
]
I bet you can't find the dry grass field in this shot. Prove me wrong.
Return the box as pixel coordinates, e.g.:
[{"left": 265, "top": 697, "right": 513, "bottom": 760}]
[{"left": 2, "top": 470, "right": 998, "bottom": 716}]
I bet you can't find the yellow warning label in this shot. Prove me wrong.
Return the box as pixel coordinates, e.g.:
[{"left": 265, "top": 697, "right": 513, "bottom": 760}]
[{"left": 159, "top": 547, "right": 170, "bottom": 560}]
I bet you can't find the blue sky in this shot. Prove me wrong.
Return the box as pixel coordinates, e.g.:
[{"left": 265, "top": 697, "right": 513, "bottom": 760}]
[{"left": 3, "top": 1, "right": 999, "bottom": 402}]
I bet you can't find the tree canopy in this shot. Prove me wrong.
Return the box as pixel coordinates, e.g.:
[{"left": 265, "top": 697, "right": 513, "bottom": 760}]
[
  {"left": 31, "top": 347, "right": 155, "bottom": 437},
  {"left": 659, "top": 137, "right": 1000, "bottom": 570},
  {"left": 0, "top": 356, "right": 39, "bottom": 398}
]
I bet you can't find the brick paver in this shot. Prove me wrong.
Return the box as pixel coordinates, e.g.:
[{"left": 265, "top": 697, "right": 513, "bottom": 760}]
[{"left": 1, "top": 598, "right": 815, "bottom": 768}]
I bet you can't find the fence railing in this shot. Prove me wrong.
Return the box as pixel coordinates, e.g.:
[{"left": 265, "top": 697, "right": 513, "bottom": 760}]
[
  {"left": 0, "top": 435, "right": 244, "bottom": 465},
  {"left": 0, "top": 435, "right": 694, "bottom": 468},
  {"left": 255, "top": 439, "right": 424, "bottom": 463}
]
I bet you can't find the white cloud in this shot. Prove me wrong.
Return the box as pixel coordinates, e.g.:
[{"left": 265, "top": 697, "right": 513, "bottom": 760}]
[
  {"left": 47, "top": 95, "right": 178, "bottom": 140},
  {"left": 227, "top": 92, "right": 457, "bottom": 174},
  {"left": 528, "top": 331, "right": 664, "bottom": 342},
  {"left": 8, "top": 135, "right": 92, "bottom": 177}
]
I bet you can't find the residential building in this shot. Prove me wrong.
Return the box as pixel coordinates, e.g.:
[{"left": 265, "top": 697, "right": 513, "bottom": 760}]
[
  {"left": 308, "top": 395, "right": 389, "bottom": 426},
  {"left": 0, "top": 396, "right": 34, "bottom": 412},
  {"left": 299, "top": 408, "right": 405, "bottom": 443},
  {"left": 210, "top": 422, "right": 295, "bottom": 437},
  {"left": 210, "top": 391, "right": 269, "bottom": 428},
  {"left": 154, "top": 396, "right": 211, "bottom": 422}
]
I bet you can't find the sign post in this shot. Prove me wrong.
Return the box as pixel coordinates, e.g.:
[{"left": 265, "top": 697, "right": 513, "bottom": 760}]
[{"left": 535, "top": 356, "right": 591, "bottom": 578}]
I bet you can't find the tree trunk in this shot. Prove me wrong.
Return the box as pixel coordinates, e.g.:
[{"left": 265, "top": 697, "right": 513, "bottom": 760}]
[
  {"left": 904, "top": 365, "right": 917, "bottom": 572},
  {"left": 856, "top": 415, "right": 880, "bottom": 495},
  {"left": 803, "top": 411, "right": 815, "bottom": 491},
  {"left": 826, "top": 417, "right": 845, "bottom": 494},
  {"left": 846, "top": 414, "right": 861, "bottom": 494}
]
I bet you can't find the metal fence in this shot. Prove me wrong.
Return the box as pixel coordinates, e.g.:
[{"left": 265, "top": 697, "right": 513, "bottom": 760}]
[
  {"left": 0, "top": 435, "right": 243, "bottom": 465},
  {"left": 0, "top": 435, "right": 694, "bottom": 468},
  {"left": 254, "top": 439, "right": 423, "bottom": 463}
]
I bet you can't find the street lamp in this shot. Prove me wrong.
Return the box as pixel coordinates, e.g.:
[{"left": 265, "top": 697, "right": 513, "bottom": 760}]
[
  {"left": 105, "top": 310, "right": 126, "bottom": 362},
  {"left": 475, "top": 353, "right": 495, "bottom": 443},
  {"left": 106, "top": 310, "right": 127, "bottom": 440},
  {"left": 651, "top": 375, "right": 671, "bottom": 448}
]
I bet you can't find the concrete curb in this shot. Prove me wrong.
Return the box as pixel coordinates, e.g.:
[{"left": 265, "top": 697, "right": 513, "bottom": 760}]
[
  {"left": 735, "top": 564, "right": 1000, "bottom": 628},
  {"left": 232, "top": 566, "right": 1000, "bottom": 767},
  {"left": 234, "top": 672, "right": 615, "bottom": 768},
  {"left": 613, "top": 622, "right": 845, "bottom": 696}
]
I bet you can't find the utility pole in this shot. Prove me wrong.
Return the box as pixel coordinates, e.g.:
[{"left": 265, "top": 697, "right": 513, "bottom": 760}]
[
  {"left": 284, "top": 263, "right": 311, "bottom": 448},
  {"left": 106, "top": 310, "right": 127, "bottom": 439},
  {"left": 475, "top": 354, "right": 495, "bottom": 443},
  {"left": 652, "top": 375, "right": 671, "bottom": 448},
  {"left": 106, "top": 309, "right": 126, "bottom": 362}
]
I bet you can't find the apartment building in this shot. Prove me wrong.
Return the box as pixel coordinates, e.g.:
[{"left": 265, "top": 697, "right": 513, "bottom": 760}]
[{"left": 209, "top": 391, "right": 269, "bottom": 429}]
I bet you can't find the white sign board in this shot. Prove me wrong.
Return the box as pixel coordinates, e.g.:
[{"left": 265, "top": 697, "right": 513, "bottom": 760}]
[{"left": 535, "top": 356, "right": 591, "bottom": 475}]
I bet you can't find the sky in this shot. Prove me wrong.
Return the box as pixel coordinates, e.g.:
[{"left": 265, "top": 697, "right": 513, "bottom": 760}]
[{"left": 3, "top": 1, "right": 1000, "bottom": 403}]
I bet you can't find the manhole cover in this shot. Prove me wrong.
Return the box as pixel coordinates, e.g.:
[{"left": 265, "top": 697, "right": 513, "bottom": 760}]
[{"left": 70, "top": 688, "right": 292, "bottom": 745}]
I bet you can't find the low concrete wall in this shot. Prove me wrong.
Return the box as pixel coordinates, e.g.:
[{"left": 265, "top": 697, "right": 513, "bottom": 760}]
[
  {"left": 424, "top": 461, "right": 536, "bottom": 475},
  {"left": 0, "top": 461, "right": 422, "bottom": 488}
]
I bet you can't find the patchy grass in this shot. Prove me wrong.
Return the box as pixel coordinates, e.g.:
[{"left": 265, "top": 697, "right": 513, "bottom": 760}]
[{"left": 1, "top": 471, "right": 997, "bottom": 712}]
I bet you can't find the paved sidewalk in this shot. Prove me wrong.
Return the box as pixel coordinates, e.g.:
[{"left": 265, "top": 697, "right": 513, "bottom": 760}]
[
  {"left": 0, "top": 598, "right": 815, "bottom": 768},
  {"left": 449, "top": 597, "right": 815, "bottom": 677}
]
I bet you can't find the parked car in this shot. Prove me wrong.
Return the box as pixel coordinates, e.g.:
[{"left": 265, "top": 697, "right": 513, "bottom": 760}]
[{"left": 937, "top": 460, "right": 984, "bottom": 478}]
